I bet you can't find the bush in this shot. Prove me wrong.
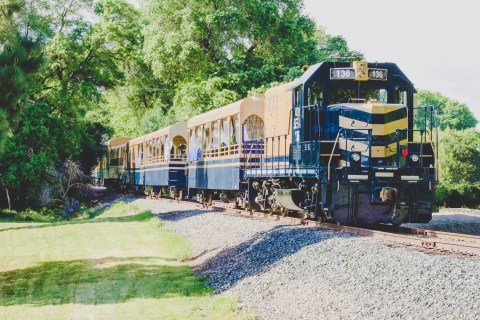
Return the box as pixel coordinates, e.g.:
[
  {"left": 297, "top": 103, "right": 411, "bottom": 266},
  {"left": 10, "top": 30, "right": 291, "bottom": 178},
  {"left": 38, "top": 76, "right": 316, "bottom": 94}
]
[
  {"left": 0, "top": 208, "right": 59, "bottom": 222},
  {"left": 436, "top": 182, "right": 480, "bottom": 208}
]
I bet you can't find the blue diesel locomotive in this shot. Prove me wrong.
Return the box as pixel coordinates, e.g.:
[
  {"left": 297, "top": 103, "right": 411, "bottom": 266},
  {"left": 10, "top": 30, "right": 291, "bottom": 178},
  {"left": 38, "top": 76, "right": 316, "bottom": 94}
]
[{"left": 243, "top": 61, "right": 437, "bottom": 225}]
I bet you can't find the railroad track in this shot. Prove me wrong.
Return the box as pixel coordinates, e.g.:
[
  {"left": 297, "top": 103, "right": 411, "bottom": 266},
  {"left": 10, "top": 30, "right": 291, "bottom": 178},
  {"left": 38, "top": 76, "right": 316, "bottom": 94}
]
[{"left": 154, "top": 196, "right": 480, "bottom": 257}]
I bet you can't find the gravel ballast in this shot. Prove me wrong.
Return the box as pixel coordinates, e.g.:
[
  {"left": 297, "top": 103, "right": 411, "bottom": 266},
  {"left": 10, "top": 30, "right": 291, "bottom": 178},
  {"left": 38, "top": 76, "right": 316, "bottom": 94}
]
[
  {"left": 405, "top": 209, "right": 480, "bottom": 236},
  {"left": 133, "top": 198, "right": 480, "bottom": 320}
]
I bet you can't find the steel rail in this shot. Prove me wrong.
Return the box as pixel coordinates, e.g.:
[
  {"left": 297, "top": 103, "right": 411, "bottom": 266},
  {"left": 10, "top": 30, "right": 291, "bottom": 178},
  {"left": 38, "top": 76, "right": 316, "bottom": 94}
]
[
  {"left": 156, "top": 197, "right": 480, "bottom": 256},
  {"left": 301, "top": 221, "right": 480, "bottom": 256},
  {"left": 370, "top": 225, "right": 480, "bottom": 243}
]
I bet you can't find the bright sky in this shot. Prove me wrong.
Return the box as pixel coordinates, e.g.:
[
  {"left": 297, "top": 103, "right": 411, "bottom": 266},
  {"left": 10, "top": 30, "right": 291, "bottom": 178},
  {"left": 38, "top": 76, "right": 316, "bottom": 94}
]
[{"left": 303, "top": 0, "right": 480, "bottom": 121}]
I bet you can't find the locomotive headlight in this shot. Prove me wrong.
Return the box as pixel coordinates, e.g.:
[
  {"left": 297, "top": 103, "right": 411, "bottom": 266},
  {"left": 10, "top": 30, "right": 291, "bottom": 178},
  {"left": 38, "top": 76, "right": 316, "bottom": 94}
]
[
  {"left": 410, "top": 154, "right": 420, "bottom": 162},
  {"left": 351, "top": 153, "right": 361, "bottom": 162}
]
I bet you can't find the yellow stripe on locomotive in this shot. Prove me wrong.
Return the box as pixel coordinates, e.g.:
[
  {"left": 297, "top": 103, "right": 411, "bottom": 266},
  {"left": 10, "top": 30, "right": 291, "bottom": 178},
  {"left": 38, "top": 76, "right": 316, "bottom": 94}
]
[{"left": 336, "top": 102, "right": 408, "bottom": 162}]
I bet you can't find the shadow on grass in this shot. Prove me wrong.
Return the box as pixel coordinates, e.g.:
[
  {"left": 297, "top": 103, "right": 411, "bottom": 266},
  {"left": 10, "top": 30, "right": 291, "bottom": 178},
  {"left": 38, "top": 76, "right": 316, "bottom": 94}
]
[
  {"left": 0, "top": 257, "right": 211, "bottom": 306},
  {"left": 0, "top": 193, "right": 141, "bottom": 231},
  {"left": 82, "top": 194, "right": 139, "bottom": 219},
  {"left": 0, "top": 211, "right": 153, "bottom": 233}
]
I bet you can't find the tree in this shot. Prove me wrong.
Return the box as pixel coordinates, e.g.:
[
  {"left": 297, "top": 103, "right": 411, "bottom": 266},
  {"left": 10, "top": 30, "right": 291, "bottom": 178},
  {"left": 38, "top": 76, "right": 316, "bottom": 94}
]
[
  {"left": 0, "top": 102, "right": 65, "bottom": 208},
  {"left": 54, "top": 160, "right": 92, "bottom": 219},
  {"left": 79, "top": 122, "right": 112, "bottom": 175},
  {"left": 435, "top": 128, "right": 480, "bottom": 208},
  {"left": 140, "top": 0, "right": 363, "bottom": 128},
  {"left": 316, "top": 29, "right": 363, "bottom": 61},
  {"left": 172, "top": 78, "right": 240, "bottom": 122},
  {"left": 143, "top": 0, "right": 361, "bottom": 92},
  {"left": 0, "top": 0, "right": 22, "bottom": 36},
  {"left": 0, "top": 0, "right": 365, "bottom": 210},
  {"left": 88, "top": 0, "right": 166, "bottom": 137},
  {"left": 0, "top": 0, "right": 124, "bottom": 210},
  {"left": 415, "top": 90, "right": 477, "bottom": 130},
  {"left": 439, "top": 129, "right": 480, "bottom": 184},
  {"left": 0, "top": 0, "right": 44, "bottom": 152}
]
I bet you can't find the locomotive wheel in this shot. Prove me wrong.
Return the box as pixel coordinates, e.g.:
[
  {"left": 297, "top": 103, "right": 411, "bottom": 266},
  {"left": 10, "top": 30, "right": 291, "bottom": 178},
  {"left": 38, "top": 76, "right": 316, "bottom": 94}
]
[
  {"left": 297, "top": 212, "right": 309, "bottom": 219},
  {"left": 244, "top": 202, "right": 253, "bottom": 215}
]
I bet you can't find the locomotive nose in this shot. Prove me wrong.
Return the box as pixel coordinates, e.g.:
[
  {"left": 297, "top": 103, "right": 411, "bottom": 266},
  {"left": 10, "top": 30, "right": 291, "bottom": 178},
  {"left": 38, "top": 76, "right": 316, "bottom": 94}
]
[{"left": 334, "top": 102, "right": 408, "bottom": 167}]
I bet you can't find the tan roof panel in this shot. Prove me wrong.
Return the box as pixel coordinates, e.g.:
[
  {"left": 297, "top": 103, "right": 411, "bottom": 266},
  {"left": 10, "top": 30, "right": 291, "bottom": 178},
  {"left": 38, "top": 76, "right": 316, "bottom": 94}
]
[
  {"left": 129, "top": 121, "right": 188, "bottom": 145},
  {"left": 187, "top": 94, "right": 265, "bottom": 128},
  {"left": 106, "top": 137, "right": 131, "bottom": 148}
]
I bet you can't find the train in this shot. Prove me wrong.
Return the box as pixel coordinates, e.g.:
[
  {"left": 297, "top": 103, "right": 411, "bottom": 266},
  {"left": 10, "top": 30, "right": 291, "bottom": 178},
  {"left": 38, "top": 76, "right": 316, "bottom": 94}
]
[{"left": 94, "top": 61, "right": 439, "bottom": 226}]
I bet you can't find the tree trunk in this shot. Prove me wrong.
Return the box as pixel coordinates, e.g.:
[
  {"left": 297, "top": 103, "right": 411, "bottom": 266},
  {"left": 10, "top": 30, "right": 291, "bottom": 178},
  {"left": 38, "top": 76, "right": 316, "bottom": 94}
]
[
  {"left": 1, "top": 181, "right": 11, "bottom": 210},
  {"left": 63, "top": 196, "right": 80, "bottom": 220},
  {"left": 4, "top": 185, "right": 11, "bottom": 210}
]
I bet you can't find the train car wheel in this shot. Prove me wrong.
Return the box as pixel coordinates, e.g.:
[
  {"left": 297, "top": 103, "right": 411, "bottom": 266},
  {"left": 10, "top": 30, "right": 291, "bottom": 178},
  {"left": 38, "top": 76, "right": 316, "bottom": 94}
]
[{"left": 297, "top": 212, "right": 309, "bottom": 219}]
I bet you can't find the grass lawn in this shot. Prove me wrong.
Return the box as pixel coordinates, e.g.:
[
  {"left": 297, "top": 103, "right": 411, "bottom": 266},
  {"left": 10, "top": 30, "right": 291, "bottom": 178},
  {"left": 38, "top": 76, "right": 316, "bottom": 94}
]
[{"left": 0, "top": 201, "right": 251, "bottom": 319}]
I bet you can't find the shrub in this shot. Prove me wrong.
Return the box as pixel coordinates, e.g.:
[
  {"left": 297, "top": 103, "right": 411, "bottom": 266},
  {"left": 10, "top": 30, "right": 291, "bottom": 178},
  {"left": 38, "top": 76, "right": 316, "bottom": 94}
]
[
  {"left": 0, "top": 208, "right": 59, "bottom": 222},
  {"left": 436, "top": 182, "right": 480, "bottom": 208}
]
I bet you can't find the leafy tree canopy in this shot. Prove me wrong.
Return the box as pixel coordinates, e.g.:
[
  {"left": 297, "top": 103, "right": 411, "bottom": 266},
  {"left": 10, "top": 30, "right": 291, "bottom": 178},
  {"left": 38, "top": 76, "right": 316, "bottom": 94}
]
[
  {"left": 439, "top": 129, "right": 480, "bottom": 185},
  {"left": 91, "top": 0, "right": 363, "bottom": 136},
  {"left": 0, "top": 0, "right": 122, "bottom": 209},
  {"left": 0, "top": 0, "right": 364, "bottom": 210},
  {"left": 415, "top": 90, "right": 478, "bottom": 131},
  {"left": 0, "top": 0, "right": 44, "bottom": 152}
]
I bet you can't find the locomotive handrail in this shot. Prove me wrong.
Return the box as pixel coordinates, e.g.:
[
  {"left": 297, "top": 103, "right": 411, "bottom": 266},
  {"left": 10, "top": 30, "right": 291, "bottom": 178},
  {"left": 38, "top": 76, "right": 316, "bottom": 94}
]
[
  {"left": 328, "top": 127, "right": 374, "bottom": 181},
  {"left": 243, "top": 134, "right": 291, "bottom": 176},
  {"left": 327, "top": 131, "right": 342, "bottom": 181},
  {"left": 395, "top": 128, "right": 438, "bottom": 180},
  {"left": 422, "top": 130, "right": 439, "bottom": 181},
  {"left": 242, "top": 138, "right": 264, "bottom": 174},
  {"left": 414, "top": 105, "right": 439, "bottom": 180},
  {"left": 288, "top": 108, "right": 292, "bottom": 136}
]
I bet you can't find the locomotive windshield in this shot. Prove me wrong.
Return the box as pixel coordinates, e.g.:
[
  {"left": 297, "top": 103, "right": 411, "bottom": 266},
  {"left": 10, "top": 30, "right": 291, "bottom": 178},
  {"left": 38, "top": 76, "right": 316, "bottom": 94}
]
[
  {"left": 330, "top": 83, "right": 388, "bottom": 104},
  {"left": 328, "top": 82, "right": 404, "bottom": 105}
]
